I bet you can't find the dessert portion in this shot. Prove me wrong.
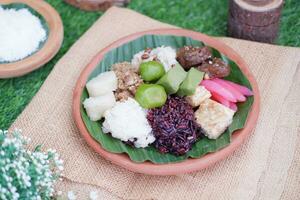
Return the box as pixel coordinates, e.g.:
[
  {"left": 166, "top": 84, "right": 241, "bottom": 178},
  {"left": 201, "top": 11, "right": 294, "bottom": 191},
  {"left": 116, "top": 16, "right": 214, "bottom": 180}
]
[
  {"left": 131, "top": 46, "right": 178, "bottom": 71},
  {"left": 83, "top": 45, "right": 253, "bottom": 156},
  {"left": 177, "top": 46, "right": 230, "bottom": 78},
  {"left": 156, "top": 63, "right": 187, "bottom": 94},
  {"left": 102, "top": 98, "right": 154, "bottom": 148},
  {"left": 185, "top": 86, "right": 211, "bottom": 107},
  {"left": 83, "top": 92, "right": 116, "bottom": 121},
  {"left": 86, "top": 71, "right": 117, "bottom": 97},
  {"left": 176, "top": 46, "right": 212, "bottom": 70},
  {"left": 84, "top": 71, "right": 117, "bottom": 121},
  {"left": 194, "top": 99, "right": 235, "bottom": 139},
  {"left": 147, "top": 96, "right": 203, "bottom": 156},
  {"left": 112, "top": 62, "right": 143, "bottom": 101},
  {"left": 198, "top": 58, "right": 230, "bottom": 78}
]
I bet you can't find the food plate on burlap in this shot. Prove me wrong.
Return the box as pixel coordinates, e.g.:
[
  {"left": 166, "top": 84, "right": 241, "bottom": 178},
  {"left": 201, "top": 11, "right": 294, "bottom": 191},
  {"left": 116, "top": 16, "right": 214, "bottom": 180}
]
[{"left": 73, "top": 28, "right": 260, "bottom": 175}]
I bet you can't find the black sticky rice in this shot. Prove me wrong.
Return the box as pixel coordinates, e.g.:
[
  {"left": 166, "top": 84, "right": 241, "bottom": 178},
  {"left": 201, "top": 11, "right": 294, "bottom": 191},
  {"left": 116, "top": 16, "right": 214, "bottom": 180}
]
[{"left": 147, "top": 96, "right": 204, "bottom": 156}]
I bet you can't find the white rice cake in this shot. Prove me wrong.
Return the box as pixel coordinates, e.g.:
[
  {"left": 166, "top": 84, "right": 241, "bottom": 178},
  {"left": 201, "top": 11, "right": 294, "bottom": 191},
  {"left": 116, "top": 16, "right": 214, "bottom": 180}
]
[
  {"left": 186, "top": 86, "right": 211, "bottom": 107},
  {"left": 86, "top": 71, "right": 118, "bottom": 97},
  {"left": 194, "top": 99, "right": 234, "bottom": 139},
  {"left": 83, "top": 92, "right": 116, "bottom": 121}
]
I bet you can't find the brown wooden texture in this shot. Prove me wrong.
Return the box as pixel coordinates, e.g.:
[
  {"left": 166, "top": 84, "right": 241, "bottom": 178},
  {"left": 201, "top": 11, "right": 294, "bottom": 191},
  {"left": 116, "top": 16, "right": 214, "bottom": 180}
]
[
  {"left": 228, "top": 15, "right": 280, "bottom": 43},
  {"left": 0, "top": 0, "right": 64, "bottom": 78},
  {"left": 228, "top": 0, "right": 284, "bottom": 43},
  {"left": 244, "top": 0, "right": 273, "bottom": 6},
  {"left": 64, "top": 0, "right": 130, "bottom": 11}
]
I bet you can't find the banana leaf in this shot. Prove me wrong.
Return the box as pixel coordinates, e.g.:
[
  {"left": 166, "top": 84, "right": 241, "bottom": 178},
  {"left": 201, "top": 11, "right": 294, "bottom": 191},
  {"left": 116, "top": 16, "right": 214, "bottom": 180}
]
[
  {"left": 0, "top": 3, "right": 49, "bottom": 64},
  {"left": 80, "top": 34, "right": 254, "bottom": 164}
]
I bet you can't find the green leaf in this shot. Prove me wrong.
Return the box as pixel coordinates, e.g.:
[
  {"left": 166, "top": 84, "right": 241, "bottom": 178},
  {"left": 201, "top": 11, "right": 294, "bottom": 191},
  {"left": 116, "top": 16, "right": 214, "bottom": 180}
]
[
  {"left": 0, "top": 3, "right": 49, "bottom": 64},
  {"left": 34, "top": 145, "right": 42, "bottom": 152},
  {"left": 80, "top": 34, "right": 253, "bottom": 164}
]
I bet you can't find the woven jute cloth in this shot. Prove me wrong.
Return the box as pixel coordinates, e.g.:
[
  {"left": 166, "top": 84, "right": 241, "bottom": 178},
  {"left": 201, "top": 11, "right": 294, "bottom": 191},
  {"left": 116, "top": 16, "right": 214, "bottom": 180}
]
[{"left": 11, "top": 7, "right": 300, "bottom": 200}]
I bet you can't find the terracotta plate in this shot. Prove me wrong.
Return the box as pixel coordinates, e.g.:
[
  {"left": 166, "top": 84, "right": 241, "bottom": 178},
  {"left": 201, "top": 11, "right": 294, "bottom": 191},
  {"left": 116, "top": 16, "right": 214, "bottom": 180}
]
[
  {"left": 73, "top": 29, "right": 260, "bottom": 175},
  {"left": 0, "top": 0, "right": 63, "bottom": 78}
]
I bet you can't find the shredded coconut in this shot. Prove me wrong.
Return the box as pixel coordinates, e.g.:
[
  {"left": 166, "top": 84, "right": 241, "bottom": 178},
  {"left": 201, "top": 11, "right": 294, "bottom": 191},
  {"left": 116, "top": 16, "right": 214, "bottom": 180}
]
[
  {"left": 102, "top": 98, "right": 155, "bottom": 148},
  {"left": 151, "top": 46, "right": 178, "bottom": 71},
  {"left": 131, "top": 46, "right": 178, "bottom": 72},
  {"left": 0, "top": 6, "right": 47, "bottom": 62}
]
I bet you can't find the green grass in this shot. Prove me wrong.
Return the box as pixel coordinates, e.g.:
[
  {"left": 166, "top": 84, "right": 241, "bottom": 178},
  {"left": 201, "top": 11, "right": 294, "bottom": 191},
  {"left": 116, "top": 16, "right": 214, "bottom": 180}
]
[{"left": 0, "top": 0, "right": 299, "bottom": 129}]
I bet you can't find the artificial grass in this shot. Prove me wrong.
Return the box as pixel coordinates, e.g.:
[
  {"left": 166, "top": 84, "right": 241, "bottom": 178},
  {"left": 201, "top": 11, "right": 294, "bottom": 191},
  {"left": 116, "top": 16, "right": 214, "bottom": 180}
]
[{"left": 0, "top": 0, "right": 299, "bottom": 129}]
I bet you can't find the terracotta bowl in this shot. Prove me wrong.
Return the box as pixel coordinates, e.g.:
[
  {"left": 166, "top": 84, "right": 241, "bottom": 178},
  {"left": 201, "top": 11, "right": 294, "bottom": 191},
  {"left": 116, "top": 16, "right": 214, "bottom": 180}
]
[
  {"left": 73, "top": 29, "right": 260, "bottom": 176},
  {"left": 0, "top": 0, "right": 63, "bottom": 78}
]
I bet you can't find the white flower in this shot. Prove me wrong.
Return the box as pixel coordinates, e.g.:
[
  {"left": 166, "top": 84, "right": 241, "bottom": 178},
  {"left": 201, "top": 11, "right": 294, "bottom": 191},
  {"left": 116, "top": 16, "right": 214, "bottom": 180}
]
[
  {"left": 89, "top": 191, "right": 98, "bottom": 200},
  {"left": 58, "top": 165, "right": 64, "bottom": 171},
  {"left": 67, "top": 191, "right": 76, "bottom": 200},
  {"left": 0, "top": 129, "right": 63, "bottom": 199}
]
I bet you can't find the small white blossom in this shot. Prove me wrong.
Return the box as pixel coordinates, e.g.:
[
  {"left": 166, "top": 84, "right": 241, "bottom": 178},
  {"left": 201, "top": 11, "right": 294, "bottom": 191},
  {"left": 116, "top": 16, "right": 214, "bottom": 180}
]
[
  {"left": 89, "top": 191, "right": 99, "bottom": 200},
  {"left": 0, "top": 129, "right": 63, "bottom": 199},
  {"left": 67, "top": 191, "right": 77, "bottom": 200}
]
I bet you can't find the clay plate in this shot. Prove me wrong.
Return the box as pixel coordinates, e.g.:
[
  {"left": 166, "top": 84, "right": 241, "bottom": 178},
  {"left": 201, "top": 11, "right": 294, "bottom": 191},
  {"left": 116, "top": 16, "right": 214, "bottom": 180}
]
[
  {"left": 73, "top": 29, "right": 260, "bottom": 175},
  {"left": 0, "top": 0, "right": 63, "bottom": 78}
]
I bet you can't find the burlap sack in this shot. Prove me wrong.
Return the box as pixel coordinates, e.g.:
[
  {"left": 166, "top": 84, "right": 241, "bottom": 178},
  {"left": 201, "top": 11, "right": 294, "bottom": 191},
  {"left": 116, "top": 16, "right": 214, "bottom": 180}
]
[{"left": 11, "top": 7, "right": 300, "bottom": 200}]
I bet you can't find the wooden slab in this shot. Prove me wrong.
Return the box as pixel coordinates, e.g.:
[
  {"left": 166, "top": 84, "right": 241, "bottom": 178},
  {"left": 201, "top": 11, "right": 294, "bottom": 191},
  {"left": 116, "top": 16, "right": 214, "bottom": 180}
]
[
  {"left": 228, "top": 0, "right": 284, "bottom": 43},
  {"left": 0, "top": 0, "right": 63, "bottom": 78},
  {"left": 64, "top": 0, "right": 130, "bottom": 11}
]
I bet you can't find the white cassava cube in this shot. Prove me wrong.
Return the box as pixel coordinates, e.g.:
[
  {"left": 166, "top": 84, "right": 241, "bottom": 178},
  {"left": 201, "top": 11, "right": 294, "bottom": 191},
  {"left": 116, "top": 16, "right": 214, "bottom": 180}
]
[
  {"left": 186, "top": 86, "right": 211, "bottom": 107},
  {"left": 86, "top": 71, "right": 117, "bottom": 97},
  {"left": 83, "top": 92, "right": 116, "bottom": 121}
]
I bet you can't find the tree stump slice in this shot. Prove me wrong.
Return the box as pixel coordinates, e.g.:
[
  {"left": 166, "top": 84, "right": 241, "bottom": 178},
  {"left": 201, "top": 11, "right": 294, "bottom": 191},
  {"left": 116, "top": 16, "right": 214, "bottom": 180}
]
[
  {"left": 64, "top": 0, "right": 130, "bottom": 11},
  {"left": 228, "top": 0, "right": 284, "bottom": 43}
]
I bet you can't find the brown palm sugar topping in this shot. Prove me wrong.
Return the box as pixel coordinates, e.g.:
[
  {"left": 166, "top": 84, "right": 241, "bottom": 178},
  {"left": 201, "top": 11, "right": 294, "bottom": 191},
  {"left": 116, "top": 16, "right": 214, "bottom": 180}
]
[{"left": 112, "top": 62, "right": 143, "bottom": 101}]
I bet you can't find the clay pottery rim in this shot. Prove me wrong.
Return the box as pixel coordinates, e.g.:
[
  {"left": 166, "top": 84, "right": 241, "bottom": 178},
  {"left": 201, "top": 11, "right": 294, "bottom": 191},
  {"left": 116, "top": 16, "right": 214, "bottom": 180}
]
[
  {"left": 73, "top": 28, "right": 260, "bottom": 176},
  {"left": 0, "top": 0, "right": 63, "bottom": 78}
]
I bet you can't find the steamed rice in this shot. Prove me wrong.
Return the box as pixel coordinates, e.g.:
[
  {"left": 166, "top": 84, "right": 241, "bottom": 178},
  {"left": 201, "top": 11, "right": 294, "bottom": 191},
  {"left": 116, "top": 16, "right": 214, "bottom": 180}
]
[{"left": 102, "top": 98, "right": 155, "bottom": 148}]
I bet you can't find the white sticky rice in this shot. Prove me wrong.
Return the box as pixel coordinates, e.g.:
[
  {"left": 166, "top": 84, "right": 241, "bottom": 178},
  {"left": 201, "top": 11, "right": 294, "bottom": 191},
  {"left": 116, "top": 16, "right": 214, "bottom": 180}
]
[{"left": 102, "top": 98, "right": 155, "bottom": 148}]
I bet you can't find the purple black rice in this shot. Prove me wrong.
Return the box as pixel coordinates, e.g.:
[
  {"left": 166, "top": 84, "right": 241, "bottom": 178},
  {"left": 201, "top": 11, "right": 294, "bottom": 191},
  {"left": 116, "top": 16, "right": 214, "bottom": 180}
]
[{"left": 147, "top": 96, "right": 204, "bottom": 156}]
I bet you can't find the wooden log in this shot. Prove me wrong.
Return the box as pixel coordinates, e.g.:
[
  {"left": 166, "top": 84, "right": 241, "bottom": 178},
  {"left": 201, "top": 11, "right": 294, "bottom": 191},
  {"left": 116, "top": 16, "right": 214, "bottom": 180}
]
[
  {"left": 64, "top": 0, "right": 130, "bottom": 11},
  {"left": 228, "top": 0, "right": 284, "bottom": 43}
]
